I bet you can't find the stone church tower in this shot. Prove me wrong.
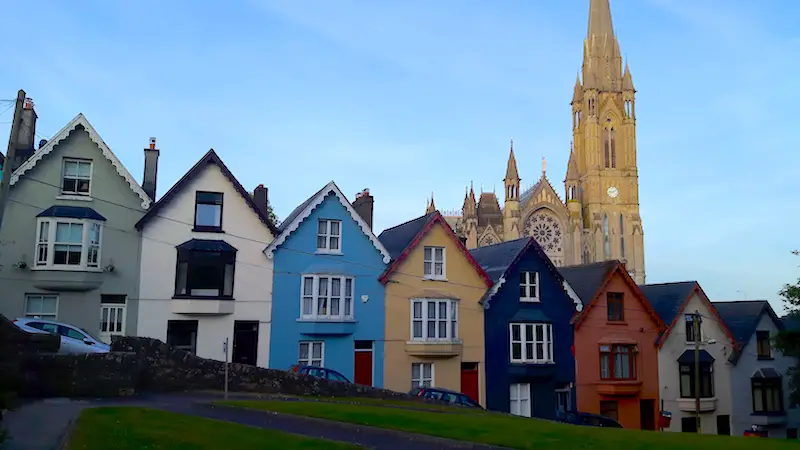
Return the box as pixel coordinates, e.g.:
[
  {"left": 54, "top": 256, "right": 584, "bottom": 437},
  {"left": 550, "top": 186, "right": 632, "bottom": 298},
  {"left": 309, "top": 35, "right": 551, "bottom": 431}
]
[{"left": 439, "top": 0, "right": 646, "bottom": 284}]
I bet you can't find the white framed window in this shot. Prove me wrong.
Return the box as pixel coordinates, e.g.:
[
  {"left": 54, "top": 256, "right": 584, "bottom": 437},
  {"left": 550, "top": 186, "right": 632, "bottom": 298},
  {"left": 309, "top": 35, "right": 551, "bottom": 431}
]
[
  {"left": 34, "top": 218, "right": 103, "bottom": 270},
  {"left": 299, "top": 341, "right": 324, "bottom": 366},
  {"left": 510, "top": 323, "right": 554, "bottom": 363},
  {"left": 411, "top": 362, "right": 434, "bottom": 388},
  {"left": 317, "top": 219, "right": 341, "bottom": 252},
  {"left": 301, "top": 275, "right": 354, "bottom": 320},
  {"left": 25, "top": 294, "right": 58, "bottom": 320},
  {"left": 61, "top": 158, "right": 92, "bottom": 195},
  {"left": 510, "top": 383, "right": 531, "bottom": 417},
  {"left": 520, "top": 271, "right": 539, "bottom": 301},
  {"left": 411, "top": 299, "right": 457, "bottom": 341},
  {"left": 423, "top": 247, "right": 445, "bottom": 279}
]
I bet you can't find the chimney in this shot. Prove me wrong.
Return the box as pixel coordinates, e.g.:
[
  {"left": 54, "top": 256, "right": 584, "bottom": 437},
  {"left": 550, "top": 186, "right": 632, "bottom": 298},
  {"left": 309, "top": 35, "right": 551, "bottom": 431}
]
[
  {"left": 142, "top": 137, "right": 159, "bottom": 200},
  {"left": 253, "top": 184, "right": 269, "bottom": 218},
  {"left": 352, "top": 188, "right": 374, "bottom": 230},
  {"left": 10, "top": 97, "right": 37, "bottom": 171}
]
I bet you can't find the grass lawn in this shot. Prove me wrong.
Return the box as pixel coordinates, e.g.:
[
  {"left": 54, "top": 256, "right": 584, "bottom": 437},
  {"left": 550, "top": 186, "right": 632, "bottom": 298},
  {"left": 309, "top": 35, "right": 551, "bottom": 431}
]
[
  {"left": 218, "top": 400, "right": 797, "bottom": 450},
  {"left": 66, "top": 407, "right": 360, "bottom": 450}
]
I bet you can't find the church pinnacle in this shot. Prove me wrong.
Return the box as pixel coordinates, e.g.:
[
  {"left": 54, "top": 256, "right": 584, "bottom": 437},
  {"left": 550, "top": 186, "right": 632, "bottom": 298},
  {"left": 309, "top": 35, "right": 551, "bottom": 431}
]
[
  {"left": 505, "top": 139, "right": 519, "bottom": 181},
  {"left": 583, "top": 0, "right": 623, "bottom": 91}
]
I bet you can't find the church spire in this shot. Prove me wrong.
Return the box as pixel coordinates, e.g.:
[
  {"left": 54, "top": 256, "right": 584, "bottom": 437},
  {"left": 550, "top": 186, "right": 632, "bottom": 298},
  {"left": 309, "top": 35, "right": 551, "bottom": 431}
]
[
  {"left": 587, "top": 0, "right": 614, "bottom": 39},
  {"left": 505, "top": 139, "right": 520, "bottom": 181},
  {"left": 583, "top": 0, "right": 623, "bottom": 92}
]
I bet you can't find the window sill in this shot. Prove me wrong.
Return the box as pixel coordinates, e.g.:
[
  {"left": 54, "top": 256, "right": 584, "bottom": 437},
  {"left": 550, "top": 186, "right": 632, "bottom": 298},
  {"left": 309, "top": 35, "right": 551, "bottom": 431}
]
[
  {"left": 315, "top": 249, "right": 343, "bottom": 255},
  {"left": 423, "top": 277, "right": 448, "bottom": 282},
  {"left": 751, "top": 411, "right": 787, "bottom": 417},
  {"left": 31, "top": 266, "right": 103, "bottom": 273},
  {"left": 172, "top": 295, "right": 234, "bottom": 301},
  {"left": 192, "top": 227, "right": 224, "bottom": 233},
  {"left": 407, "top": 339, "right": 461, "bottom": 344},
  {"left": 56, "top": 194, "right": 92, "bottom": 202},
  {"left": 757, "top": 356, "right": 774, "bottom": 360},
  {"left": 519, "top": 298, "right": 540, "bottom": 303},
  {"left": 605, "top": 321, "right": 628, "bottom": 326},
  {"left": 510, "top": 360, "right": 555, "bottom": 365},
  {"left": 297, "top": 317, "right": 355, "bottom": 323}
]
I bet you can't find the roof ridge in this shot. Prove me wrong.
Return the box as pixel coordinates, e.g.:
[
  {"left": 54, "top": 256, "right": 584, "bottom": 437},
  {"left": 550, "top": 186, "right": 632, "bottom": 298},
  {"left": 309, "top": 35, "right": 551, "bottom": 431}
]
[{"left": 379, "top": 211, "right": 436, "bottom": 234}]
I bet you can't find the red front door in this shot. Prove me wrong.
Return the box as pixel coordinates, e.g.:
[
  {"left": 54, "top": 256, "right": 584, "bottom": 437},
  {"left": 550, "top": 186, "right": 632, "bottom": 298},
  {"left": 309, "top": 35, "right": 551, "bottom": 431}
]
[
  {"left": 354, "top": 342, "right": 373, "bottom": 386},
  {"left": 460, "top": 362, "right": 480, "bottom": 403}
]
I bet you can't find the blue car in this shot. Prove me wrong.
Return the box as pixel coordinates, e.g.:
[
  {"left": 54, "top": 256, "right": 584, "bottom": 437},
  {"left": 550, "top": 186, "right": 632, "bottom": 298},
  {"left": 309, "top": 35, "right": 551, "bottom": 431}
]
[{"left": 289, "top": 364, "right": 351, "bottom": 383}]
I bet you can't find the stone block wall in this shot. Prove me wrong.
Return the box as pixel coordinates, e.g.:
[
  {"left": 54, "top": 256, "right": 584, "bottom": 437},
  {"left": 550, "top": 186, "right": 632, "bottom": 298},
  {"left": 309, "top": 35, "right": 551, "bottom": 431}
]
[{"left": 112, "top": 336, "right": 413, "bottom": 400}]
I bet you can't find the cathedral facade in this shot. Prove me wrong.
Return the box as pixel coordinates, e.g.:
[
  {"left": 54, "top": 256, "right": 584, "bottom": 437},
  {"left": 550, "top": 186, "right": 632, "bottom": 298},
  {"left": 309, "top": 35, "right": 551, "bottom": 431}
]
[{"left": 437, "top": 0, "right": 646, "bottom": 284}]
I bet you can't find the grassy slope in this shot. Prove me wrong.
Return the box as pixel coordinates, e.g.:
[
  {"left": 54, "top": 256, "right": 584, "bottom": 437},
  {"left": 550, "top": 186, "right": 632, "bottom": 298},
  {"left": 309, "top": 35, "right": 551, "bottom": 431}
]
[
  {"left": 219, "top": 400, "right": 797, "bottom": 450},
  {"left": 66, "top": 407, "right": 360, "bottom": 450}
]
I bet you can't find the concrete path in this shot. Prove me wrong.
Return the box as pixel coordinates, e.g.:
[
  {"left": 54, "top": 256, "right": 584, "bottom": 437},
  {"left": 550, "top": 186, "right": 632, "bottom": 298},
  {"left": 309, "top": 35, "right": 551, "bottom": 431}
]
[{"left": 2, "top": 393, "right": 507, "bottom": 450}]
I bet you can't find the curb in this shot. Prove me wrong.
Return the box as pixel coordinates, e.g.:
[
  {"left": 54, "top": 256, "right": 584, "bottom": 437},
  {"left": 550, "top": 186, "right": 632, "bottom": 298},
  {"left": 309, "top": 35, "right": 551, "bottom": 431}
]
[{"left": 53, "top": 416, "right": 77, "bottom": 450}]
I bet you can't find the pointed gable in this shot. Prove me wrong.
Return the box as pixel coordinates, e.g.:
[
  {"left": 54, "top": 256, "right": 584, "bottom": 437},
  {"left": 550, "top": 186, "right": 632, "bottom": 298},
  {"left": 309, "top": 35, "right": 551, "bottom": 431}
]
[
  {"left": 470, "top": 237, "right": 581, "bottom": 309},
  {"left": 378, "top": 211, "right": 493, "bottom": 287},
  {"left": 263, "top": 181, "right": 390, "bottom": 263},
  {"left": 135, "top": 149, "right": 278, "bottom": 234},
  {"left": 10, "top": 113, "right": 151, "bottom": 208},
  {"left": 714, "top": 301, "right": 785, "bottom": 351},
  {"left": 640, "top": 281, "right": 735, "bottom": 347},
  {"left": 520, "top": 172, "right": 566, "bottom": 210},
  {"left": 558, "top": 260, "right": 663, "bottom": 330}
]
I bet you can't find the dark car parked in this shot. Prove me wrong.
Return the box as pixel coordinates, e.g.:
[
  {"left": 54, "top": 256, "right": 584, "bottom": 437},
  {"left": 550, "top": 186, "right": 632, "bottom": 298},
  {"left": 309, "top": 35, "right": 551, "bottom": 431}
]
[
  {"left": 289, "top": 365, "right": 351, "bottom": 383},
  {"left": 558, "top": 410, "right": 623, "bottom": 428},
  {"left": 408, "top": 387, "right": 483, "bottom": 409}
]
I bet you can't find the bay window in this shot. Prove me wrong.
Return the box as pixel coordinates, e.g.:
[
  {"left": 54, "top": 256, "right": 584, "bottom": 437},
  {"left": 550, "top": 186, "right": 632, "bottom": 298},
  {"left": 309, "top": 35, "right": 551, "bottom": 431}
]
[
  {"left": 510, "top": 323, "right": 554, "bottom": 363},
  {"left": 174, "top": 239, "right": 236, "bottom": 298},
  {"left": 411, "top": 298, "right": 457, "bottom": 341},
  {"left": 679, "top": 362, "right": 714, "bottom": 398},
  {"left": 300, "top": 275, "right": 354, "bottom": 320},
  {"left": 34, "top": 218, "right": 103, "bottom": 270}
]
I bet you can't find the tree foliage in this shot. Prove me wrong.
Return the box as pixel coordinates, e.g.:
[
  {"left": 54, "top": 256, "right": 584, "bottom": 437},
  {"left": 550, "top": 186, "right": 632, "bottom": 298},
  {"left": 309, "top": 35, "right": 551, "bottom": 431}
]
[
  {"left": 266, "top": 202, "right": 280, "bottom": 228},
  {"left": 775, "top": 250, "right": 800, "bottom": 405}
]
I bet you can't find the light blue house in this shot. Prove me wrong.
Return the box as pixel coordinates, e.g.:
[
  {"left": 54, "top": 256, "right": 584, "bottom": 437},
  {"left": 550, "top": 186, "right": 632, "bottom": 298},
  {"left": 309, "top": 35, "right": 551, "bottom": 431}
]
[{"left": 264, "top": 182, "right": 391, "bottom": 387}]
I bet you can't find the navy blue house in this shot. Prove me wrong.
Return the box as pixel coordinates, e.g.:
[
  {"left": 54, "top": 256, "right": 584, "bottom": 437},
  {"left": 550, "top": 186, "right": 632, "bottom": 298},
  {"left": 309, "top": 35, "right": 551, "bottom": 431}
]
[{"left": 470, "top": 237, "right": 580, "bottom": 419}]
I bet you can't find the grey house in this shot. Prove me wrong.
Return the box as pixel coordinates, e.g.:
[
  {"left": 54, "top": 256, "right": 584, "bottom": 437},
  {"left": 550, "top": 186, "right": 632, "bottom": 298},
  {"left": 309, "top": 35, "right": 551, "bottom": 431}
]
[
  {"left": 714, "top": 300, "right": 799, "bottom": 438},
  {"left": 0, "top": 107, "right": 158, "bottom": 343}
]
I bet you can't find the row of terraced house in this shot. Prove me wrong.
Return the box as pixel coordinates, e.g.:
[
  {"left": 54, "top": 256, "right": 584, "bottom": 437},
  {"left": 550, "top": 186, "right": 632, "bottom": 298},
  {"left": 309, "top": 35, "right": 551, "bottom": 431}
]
[{"left": 0, "top": 105, "right": 797, "bottom": 438}]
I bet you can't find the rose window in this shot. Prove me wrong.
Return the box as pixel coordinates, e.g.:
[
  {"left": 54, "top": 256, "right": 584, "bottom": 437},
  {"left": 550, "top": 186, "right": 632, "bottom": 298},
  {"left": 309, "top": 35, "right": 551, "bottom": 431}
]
[{"left": 524, "top": 212, "right": 563, "bottom": 253}]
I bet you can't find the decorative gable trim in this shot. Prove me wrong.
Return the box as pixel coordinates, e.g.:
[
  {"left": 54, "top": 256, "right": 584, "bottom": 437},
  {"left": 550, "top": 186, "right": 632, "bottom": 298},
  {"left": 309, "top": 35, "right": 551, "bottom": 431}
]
[
  {"left": 263, "top": 181, "right": 391, "bottom": 263},
  {"left": 481, "top": 237, "right": 579, "bottom": 312},
  {"left": 10, "top": 113, "right": 151, "bottom": 208},
  {"left": 379, "top": 211, "right": 493, "bottom": 288},
  {"left": 135, "top": 149, "right": 279, "bottom": 235},
  {"left": 572, "top": 262, "right": 665, "bottom": 331},
  {"left": 656, "top": 283, "right": 738, "bottom": 349}
]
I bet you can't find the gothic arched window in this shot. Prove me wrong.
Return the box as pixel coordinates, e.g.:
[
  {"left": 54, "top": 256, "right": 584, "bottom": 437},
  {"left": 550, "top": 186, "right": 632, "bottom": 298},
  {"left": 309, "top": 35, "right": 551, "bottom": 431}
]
[
  {"left": 603, "top": 128, "right": 610, "bottom": 168},
  {"left": 610, "top": 128, "right": 616, "bottom": 168},
  {"left": 602, "top": 214, "right": 610, "bottom": 259},
  {"left": 619, "top": 214, "right": 625, "bottom": 258}
]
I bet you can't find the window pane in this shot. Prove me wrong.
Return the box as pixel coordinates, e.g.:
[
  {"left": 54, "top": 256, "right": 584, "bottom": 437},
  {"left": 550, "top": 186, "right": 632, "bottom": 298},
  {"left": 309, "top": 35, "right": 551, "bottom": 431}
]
[
  {"left": 434, "top": 248, "right": 444, "bottom": 262},
  {"left": 344, "top": 298, "right": 352, "bottom": 316},
  {"left": 536, "top": 343, "right": 544, "bottom": 360},
  {"left": 413, "top": 321, "right": 423, "bottom": 338},
  {"left": 438, "top": 320, "right": 447, "bottom": 338},
  {"left": 422, "top": 363, "right": 432, "bottom": 378},
  {"left": 303, "top": 277, "right": 314, "bottom": 296},
  {"left": 434, "top": 262, "right": 443, "bottom": 275},
  {"left": 526, "top": 343, "right": 534, "bottom": 360},
  {"left": 223, "top": 263, "right": 234, "bottom": 296},
  {"left": 427, "top": 321, "right": 435, "bottom": 338},
  {"left": 427, "top": 302, "right": 435, "bottom": 319},
  {"left": 412, "top": 364, "right": 420, "bottom": 380},
  {"left": 312, "top": 343, "right": 323, "bottom": 358},
  {"left": 424, "top": 247, "right": 432, "bottom": 261},
  {"left": 526, "top": 324, "right": 534, "bottom": 341},
  {"left": 330, "top": 221, "right": 340, "bottom": 236},
  {"left": 424, "top": 262, "right": 432, "bottom": 275},
  {"left": 318, "top": 278, "right": 328, "bottom": 296},
  {"left": 345, "top": 278, "right": 353, "bottom": 297},
  {"left": 512, "top": 342, "right": 522, "bottom": 360},
  {"left": 511, "top": 324, "right": 520, "bottom": 341},
  {"left": 196, "top": 204, "right": 222, "bottom": 227},
  {"left": 535, "top": 325, "right": 543, "bottom": 341},
  {"left": 413, "top": 301, "right": 422, "bottom": 319},
  {"left": 299, "top": 343, "right": 309, "bottom": 360},
  {"left": 318, "top": 220, "right": 327, "bottom": 234},
  {"left": 438, "top": 302, "right": 446, "bottom": 319},
  {"left": 329, "top": 237, "right": 339, "bottom": 250},
  {"left": 331, "top": 297, "right": 340, "bottom": 316},
  {"left": 331, "top": 278, "right": 341, "bottom": 296}
]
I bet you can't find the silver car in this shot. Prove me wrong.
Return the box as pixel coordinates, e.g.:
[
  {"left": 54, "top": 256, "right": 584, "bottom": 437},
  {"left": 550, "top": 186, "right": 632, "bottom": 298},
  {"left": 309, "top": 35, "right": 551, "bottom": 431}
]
[{"left": 13, "top": 317, "right": 110, "bottom": 354}]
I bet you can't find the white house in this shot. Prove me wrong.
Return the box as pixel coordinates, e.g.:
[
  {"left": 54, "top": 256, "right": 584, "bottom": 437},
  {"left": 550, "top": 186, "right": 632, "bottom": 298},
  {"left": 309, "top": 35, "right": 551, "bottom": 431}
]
[
  {"left": 134, "top": 148, "right": 277, "bottom": 366},
  {"left": 640, "top": 282, "right": 737, "bottom": 435}
]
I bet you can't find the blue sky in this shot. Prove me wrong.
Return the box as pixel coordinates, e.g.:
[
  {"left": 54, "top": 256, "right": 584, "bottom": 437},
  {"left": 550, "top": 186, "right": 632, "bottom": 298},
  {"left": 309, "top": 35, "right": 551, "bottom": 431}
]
[{"left": 0, "top": 0, "right": 798, "bottom": 310}]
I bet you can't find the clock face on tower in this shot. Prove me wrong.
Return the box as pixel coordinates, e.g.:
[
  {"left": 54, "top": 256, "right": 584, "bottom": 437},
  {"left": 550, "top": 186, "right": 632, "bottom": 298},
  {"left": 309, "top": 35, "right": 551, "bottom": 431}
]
[{"left": 607, "top": 186, "right": 619, "bottom": 199}]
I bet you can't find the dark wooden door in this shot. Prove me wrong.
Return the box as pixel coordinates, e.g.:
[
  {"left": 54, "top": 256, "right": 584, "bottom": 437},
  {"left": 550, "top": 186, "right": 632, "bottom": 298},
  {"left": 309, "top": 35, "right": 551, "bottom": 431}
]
[
  {"left": 639, "top": 399, "right": 656, "bottom": 430},
  {"left": 354, "top": 341, "right": 373, "bottom": 386},
  {"left": 232, "top": 321, "right": 259, "bottom": 365},
  {"left": 460, "top": 362, "right": 480, "bottom": 403}
]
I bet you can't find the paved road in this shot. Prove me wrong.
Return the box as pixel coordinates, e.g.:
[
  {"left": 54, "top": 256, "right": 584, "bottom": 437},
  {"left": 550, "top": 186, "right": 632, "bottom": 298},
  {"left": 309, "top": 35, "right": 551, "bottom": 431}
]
[{"left": 2, "top": 393, "right": 508, "bottom": 450}]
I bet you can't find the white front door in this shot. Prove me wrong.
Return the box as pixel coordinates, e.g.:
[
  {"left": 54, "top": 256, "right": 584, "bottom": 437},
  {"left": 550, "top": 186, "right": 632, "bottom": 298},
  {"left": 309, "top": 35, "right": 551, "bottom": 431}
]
[
  {"left": 510, "top": 383, "right": 531, "bottom": 417},
  {"left": 99, "top": 303, "right": 126, "bottom": 344}
]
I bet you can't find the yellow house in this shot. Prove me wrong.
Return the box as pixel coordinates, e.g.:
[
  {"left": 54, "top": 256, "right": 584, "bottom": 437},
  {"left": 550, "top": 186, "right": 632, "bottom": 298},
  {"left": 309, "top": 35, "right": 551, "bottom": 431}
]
[{"left": 377, "top": 211, "right": 493, "bottom": 405}]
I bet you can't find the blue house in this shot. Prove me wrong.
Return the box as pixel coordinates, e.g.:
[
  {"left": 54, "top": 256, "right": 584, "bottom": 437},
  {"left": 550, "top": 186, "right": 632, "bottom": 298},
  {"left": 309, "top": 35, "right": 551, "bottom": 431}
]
[
  {"left": 470, "top": 237, "right": 580, "bottom": 419},
  {"left": 264, "top": 183, "right": 391, "bottom": 387}
]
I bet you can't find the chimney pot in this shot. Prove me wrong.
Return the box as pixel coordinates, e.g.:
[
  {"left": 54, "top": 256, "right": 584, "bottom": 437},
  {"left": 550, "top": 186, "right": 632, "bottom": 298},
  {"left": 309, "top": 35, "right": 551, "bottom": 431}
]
[
  {"left": 149, "top": 137, "right": 156, "bottom": 150},
  {"left": 352, "top": 188, "right": 374, "bottom": 230}
]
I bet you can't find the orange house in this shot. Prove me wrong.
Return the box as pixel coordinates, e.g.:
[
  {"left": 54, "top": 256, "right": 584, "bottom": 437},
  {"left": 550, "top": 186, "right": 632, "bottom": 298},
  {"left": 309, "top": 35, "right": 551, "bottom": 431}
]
[{"left": 559, "top": 261, "right": 665, "bottom": 430}]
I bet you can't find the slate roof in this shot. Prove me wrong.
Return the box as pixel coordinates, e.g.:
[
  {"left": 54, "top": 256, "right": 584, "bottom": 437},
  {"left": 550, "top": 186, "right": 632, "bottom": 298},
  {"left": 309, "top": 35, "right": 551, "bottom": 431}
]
[
  {"left": 37, "top": 205, "right": 106, "bottom": 221},
  {"left": 377, "top": 212, "right": 437, "bottom": 260},
  {"left": 639, "top": 282, "right": 697, "bottom": 327},
  {"left": 713, "top": 300, "right": 784, "bottom": 349},
  {"left": 557, "top": 261, "right": 618, "bottom": 306},
  {"left": 469, "top": 237, "right": 531, "bottom": 283},
  {"left": 782, "top": 314, "right": 800, "bottom": 331},
  {"left": 135, "top": 149, "right": 279, "bottom": 235}
]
